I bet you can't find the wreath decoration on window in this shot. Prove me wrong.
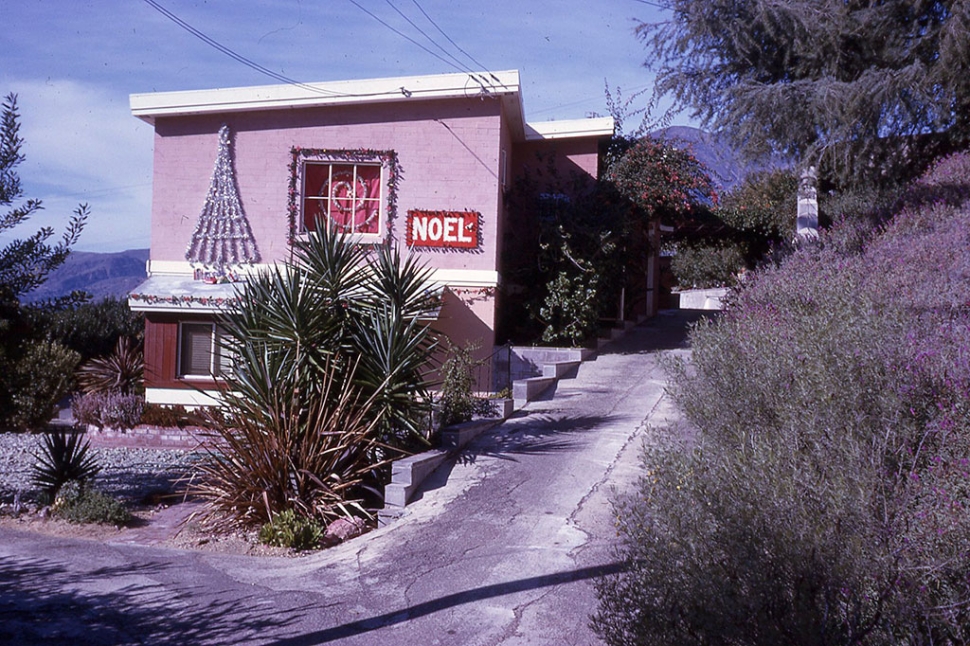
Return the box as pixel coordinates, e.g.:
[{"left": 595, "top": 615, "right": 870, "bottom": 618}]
[{"left": 288, "top": 147, "right": 401, "bottom": 242}]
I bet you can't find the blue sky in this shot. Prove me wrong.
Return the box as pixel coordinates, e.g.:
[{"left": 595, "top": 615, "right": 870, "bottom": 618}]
[{"left": 2, "top": 0, "right": 670, "bottom": 252}]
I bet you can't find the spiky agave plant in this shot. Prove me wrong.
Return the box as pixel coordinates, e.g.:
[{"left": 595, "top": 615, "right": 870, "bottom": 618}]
[
  {"left": 353, "top": 241, "right": 440, "bottom": 446},
  {"left": 30, "top": 430, "right": 101, "bottom": 498},
  {"left": 76, "top": 336, "right": 144, "bottom": 395},
  {"left": 190, "top": 344, "right": 401, "bottom": 531}
]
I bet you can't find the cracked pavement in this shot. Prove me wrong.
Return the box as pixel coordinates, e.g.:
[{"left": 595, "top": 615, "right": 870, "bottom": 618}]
[{"left": 0, "top": 310, "right": 700, "bottom": 645}]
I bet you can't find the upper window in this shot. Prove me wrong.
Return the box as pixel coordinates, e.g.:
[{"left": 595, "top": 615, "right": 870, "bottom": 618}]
[
  {"left": 178, "top": 322, "right": 230, "bottom": 379},
  {"left": 302, "top": 161, "right": 384, "bottom": 239}
]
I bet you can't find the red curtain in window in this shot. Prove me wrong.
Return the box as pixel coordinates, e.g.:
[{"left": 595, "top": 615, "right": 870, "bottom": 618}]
[{"left": 303, "top": 163, "right": 381, "bottom": 235}]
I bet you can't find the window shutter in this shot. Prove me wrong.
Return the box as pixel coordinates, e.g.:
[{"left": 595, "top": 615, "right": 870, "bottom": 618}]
[{"left": 179, "top": 323, "right": 213, "bottom": 376}]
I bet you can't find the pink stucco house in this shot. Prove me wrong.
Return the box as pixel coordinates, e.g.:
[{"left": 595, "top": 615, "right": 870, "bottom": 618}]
[{"left": 127, "top": 70, "right": 614, "bottom": 407}]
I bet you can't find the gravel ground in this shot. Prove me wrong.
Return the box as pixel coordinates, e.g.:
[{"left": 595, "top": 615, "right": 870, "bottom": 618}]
[{"left": 0, "top": 432, "right": 201, "bottom": 505}]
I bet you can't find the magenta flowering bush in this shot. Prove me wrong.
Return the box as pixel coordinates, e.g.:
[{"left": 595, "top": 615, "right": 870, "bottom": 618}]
[
  {"left": 594, "top": 151, "right": 970, "bottom": 645},
  {"left": 73, "top": 392, "right": 144, "bottom": 431}
]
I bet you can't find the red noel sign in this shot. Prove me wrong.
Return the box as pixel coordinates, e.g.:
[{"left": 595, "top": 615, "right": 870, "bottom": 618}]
[{"left": 406, "top": 210, "right": 480, "bottom": 249}]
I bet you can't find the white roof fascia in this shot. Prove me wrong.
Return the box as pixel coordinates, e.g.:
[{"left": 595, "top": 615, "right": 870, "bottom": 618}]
[
  {"left": 524, "top": 116, "right": 615, "bottom": 141},
  {"left": 131, "top": 70, "right": 522, "bottom": 124}
]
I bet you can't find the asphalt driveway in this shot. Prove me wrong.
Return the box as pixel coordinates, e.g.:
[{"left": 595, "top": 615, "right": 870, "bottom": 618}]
[{"left": 0, "top": 310, "right": 699, "bottom": 646}]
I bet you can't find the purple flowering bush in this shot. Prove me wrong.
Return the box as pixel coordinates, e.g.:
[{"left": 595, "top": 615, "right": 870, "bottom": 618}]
[
  {"left": 73, "top": 391, "right": 145, "bottom": 431},
  {"left": 594, "top": 152, "right": 970, "bottom": 645}
]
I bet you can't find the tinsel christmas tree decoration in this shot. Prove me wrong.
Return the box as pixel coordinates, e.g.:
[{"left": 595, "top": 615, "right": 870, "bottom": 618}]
[{"left": 186, "top": 124, "right": 260, "bottom": 273}]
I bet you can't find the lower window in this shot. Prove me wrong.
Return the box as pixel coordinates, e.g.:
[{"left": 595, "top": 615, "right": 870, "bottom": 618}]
[{"left": 178, "top": 322, "right": 230, "bottom": 378}]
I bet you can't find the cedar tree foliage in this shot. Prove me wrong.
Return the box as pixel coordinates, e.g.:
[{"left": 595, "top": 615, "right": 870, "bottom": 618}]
[
  {"left": 0, "top": 93, "right": 87, "bottom": 305},
  {"left": 639, "top": 1, "right": 970, "bottom": 187},
  {"left": 0, "top": 92, "right": 88, "bottom": 429}
]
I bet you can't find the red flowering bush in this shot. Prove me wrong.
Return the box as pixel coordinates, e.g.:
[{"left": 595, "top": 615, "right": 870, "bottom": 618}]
[
  {"left": 607, "top": 137, "right": 718, "bottom": 220},
  {"left": 594, "top": 151, "right": 970, "bottom": 645}
]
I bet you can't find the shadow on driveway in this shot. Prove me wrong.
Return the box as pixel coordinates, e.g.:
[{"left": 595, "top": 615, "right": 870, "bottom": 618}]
[{"left": 265, "top": 560, "right": 628, "bottom": 645}]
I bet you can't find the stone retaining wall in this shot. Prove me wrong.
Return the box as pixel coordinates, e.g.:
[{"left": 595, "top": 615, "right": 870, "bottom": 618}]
[{"left": 84, "top": 425, "right": 211, "bottom": 450}]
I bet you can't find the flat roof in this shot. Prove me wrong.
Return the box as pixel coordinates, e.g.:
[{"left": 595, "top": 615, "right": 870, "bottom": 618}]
[
  {"left": 131, "top": 70, "right": 613, "bottom": 142},
  {"left": 525, "top": 117, "right": 615, "bottom": 141}
]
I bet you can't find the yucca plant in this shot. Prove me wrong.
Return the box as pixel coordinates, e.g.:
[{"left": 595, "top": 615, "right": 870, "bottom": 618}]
[
  {"left": 204, "top": 223, "right": 441, "bottom": 529},
  {"left": 353, "top": 241, "right": 440, "bottom": 445},
  {"left": 76, "top": 336, "right": 143, "bottom": 396},
  {"left": 360, "top": 241, "right": 440, "bottom": 319},
  {"left": 30, "top": 430, "right": 101, "bottom": 498},
  {"left": 218, "top": 263, "right": 345, "bottom": 380},
  {"left": 353, "top": 304, "right": 437, "bottom": 447},
  {"left": 292, "top": 217, "right": 369, "bottom": 308},
  {"left": 190, "top": 350, "right": 399, "bottom": 531}
]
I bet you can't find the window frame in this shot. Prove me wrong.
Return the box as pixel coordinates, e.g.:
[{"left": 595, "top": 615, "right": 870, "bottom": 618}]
[
  {"left": 301, "top": 160, "right": 384, "bottom": 239},
  {"left": 176, "top": 321, "right": 230, "bottom": 380},
  {"left": 288, "top": 148, "right": 400, "bottom": 245}
]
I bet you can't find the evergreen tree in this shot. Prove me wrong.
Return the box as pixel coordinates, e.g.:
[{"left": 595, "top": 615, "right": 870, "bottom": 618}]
[
  {"left": 639, "top": 1, "right": 970, "bottom": 187},
  {"left": 0, "top": 92, "right": 88, "bottom": 429}
]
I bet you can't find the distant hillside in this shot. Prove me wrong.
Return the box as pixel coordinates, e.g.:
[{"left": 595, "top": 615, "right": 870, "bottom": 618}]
[
  {"left": 653, "top": 126, "right": 788, "bottom": 191},
  {"left": 24, "top": 249, "right": 149, "bottom": 303}
]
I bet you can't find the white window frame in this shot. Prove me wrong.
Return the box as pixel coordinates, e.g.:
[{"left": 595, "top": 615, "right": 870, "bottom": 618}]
[
  {"left": 300, "top": 158, "right": 386, "bottom": 243},
  {"left": 177, "top": 321, "right": 230, "bottom": 379}
]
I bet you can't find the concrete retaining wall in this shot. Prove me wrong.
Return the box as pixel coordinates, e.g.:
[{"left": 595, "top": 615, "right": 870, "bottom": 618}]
[{"left": 675, "top": 287, "right": 729, "bottom": 310}]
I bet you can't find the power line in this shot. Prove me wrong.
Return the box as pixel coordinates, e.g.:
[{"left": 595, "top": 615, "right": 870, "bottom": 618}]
[
  {"left": 344, "top": 0, "right": 490, "bottom": 91},
  {"left": 631, "top": 0, "right": 669, "bottom": 9},
  {"left": 144, "top": 0, "right": 504, "bottom": 101},
  {"left": 384, "top": 0, "right": 474, "bottom": 76},
  {"left": 409, "top": 0, "right": 505, "bottom": 87},
  {"left": 143, "top": 0, "right": 340, "bottom": 96}
]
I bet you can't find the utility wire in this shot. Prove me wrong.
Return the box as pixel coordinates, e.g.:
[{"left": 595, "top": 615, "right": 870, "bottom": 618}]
[
  {"left": 631, "top": 0, "right": 669, "bottom": 9},
  {"left": 410, "top": 0, "right": 503, "bottom": 86},
  {"left": 384, "top": 0, "right": 475, "bottom": 76},
  {"left": 143, "top": 0, "right": 340, "bottom": 96},
  {"left": 345, "top": 0, "right": 490, "bottom": 91},
  {"left": 145, "top": 0, "right": 504, "bottom": 100}
]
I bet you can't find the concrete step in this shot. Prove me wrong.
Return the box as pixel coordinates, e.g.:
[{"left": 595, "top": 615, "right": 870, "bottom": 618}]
[
  {"left": 542, "top": 360, "right": 581, "bottom": 379},
  {"left": 512, "top": 375, "right": 557, "bottom": 409}
]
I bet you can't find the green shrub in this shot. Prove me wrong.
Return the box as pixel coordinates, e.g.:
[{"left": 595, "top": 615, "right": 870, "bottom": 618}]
[
  {"left": 53, "top": 481, "right": 131, "bottom": 525},
  {"left": 30, "top": 430, "right": 101, "bottom": 497},
  {"left": 669, "top": 241, "right": 746, "bottom": 288},
  {"left": 73, "top": 392, "right": 145, "bottom": 430},
  {"left": 7, "top": 340, "right": 80, "bottom": 431},
  {"left": 27, "top": 296, "right": 144, "bottom": 364},
  {"left": 139, "top": 403, "right": 206, "bottom": 428},
  {"left": 437, "top": 341, "right": 481, "bottom": 428},
  {"left": 540, "top": 271, "right": 600, "bottom": 346},
  {"left": 258, "top": 509, "right": 324, "bottom": 550}
]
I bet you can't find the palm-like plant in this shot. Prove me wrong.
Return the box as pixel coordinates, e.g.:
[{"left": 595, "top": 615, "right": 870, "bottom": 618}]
[
  {"left": 76, "top": 336, "right": 143, "bottom": 396},
  {"left": 191, "top": 352, "right": 399, "bottom": 530},
  {"left": 353, "top": 304, "right": 437, "bottom": 447},
  {"left": 219, "top": 264, "right": 343, "bottom": 380},
  {"left": 30, "top": 430, "right": 101, "bottom": 498},
  {"left": 202, "top": 222, "right": 441, "bottom": 528}
]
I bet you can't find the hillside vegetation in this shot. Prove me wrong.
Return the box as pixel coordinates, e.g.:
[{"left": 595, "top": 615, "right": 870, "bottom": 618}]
[{"left": 594, "top": 152, "right": 970, "bottom": 644}]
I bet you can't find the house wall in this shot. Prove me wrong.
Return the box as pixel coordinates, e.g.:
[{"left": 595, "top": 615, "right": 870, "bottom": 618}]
[
  {"left": 512, "top": 138, "right": 602, "bottom": 191},
  {"left": 144, "top": 96, "right": 514, "bottom": 396},
  {"left": 149, "top": 97, "right": 506, "bottom": 274}
]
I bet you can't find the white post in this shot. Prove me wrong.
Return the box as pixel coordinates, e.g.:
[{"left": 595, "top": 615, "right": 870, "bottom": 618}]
[{"left": 796, "top": 165, "right": 819, "bottom": 242}]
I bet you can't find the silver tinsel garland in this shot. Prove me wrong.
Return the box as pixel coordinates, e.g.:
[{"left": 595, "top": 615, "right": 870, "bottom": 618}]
[{"left": 185, "top": 124, "right": 260, "bottom": 271}]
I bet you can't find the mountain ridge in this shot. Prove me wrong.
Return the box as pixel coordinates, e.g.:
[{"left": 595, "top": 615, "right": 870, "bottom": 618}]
[{"left": 23, "top": 248, "right": 149, "bottom": 303}]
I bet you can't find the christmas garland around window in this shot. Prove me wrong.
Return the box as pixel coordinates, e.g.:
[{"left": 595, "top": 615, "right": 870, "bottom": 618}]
[{"left": 288, "top": 147, "right": 401, "bottom": 242}]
